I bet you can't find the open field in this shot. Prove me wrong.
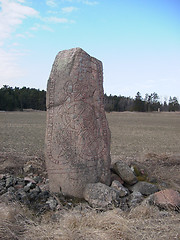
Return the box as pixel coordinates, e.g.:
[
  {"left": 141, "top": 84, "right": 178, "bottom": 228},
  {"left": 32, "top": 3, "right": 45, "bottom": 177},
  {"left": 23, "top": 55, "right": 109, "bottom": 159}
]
[
  {"left": 0, "top": 111, "right": 180, "bottom": 188},
  {"left": 0, "top": 111, "right": 180, "bottom": 240},
  {"left": 107, "top": 111, "right": 180, "bottom": 161},
  {"left": 0, "top": 111, "right": 180, "bottom": 159},
  {"left": 0, "top": 111, "right": 46, "bottom": 157}
]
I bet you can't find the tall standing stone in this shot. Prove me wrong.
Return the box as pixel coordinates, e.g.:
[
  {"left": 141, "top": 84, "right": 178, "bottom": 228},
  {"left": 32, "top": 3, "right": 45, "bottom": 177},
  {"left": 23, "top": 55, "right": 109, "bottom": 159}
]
[{"left": 45, "top": 48, "right": 111, "bottom": 198}]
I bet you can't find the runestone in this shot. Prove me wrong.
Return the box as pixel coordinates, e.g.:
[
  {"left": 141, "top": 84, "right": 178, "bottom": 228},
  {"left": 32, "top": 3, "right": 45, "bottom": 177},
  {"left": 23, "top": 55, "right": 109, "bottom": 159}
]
[{"left": 45, "top": 48, "right": 111, "bottom": 197}]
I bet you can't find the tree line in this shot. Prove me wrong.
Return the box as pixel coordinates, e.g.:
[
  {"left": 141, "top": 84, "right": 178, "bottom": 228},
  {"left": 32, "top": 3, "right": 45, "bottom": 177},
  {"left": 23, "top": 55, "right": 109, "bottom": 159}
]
[
  {"left": 104, "top": 92, "right": 180, "bottom": 112},
  {"left": 0, "top": 85, "right": 46, "bottom": 111},
  {"left": 0, "top": 85, "right": 179, "bottom": 112}
]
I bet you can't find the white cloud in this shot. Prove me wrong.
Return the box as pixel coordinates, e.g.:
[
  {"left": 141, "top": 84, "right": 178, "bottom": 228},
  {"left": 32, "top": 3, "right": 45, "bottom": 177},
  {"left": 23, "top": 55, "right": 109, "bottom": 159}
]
[
  {"left": 82, "top": 1, "right": 98, "bottom": 5},
  {"left": 46, "top": 0, "right": 57, "bottom": 8},
  {"left": 0, "top": 0, "right": 39, "bottom": 86},
  {"left": 45, "top": 16, "right": 73, "bottom": 23},
  {"left": 62, "top": 6, "right": 78, "bottom": 13},
  {"left": 16, "top": 33, "right": 26, "bottom": 38},
  {"left": 31, "top": 23, "right": 54, "bottom": 32},
  {"left": 42, "top": 25, "right": 54, "bottom": 32},
  {"left": 47, "top": 10, "right": 59, "bottom": 14},
  {"left": 0, "top": 0, "right": 39, "bottom": 45},
  {"left": 60, "top": 0, "right": 98, "bottom": 5},
  {"left": 12, "top": 42, "right": 19, "bottom": 46},
  {"left": 0, "top": 48, "right": 25, "bottom": 87}
]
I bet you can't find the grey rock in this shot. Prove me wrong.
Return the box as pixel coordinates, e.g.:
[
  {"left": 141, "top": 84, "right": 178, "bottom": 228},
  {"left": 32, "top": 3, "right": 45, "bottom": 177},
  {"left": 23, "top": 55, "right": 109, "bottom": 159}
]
[
  {"left": 5, "top": 176, "right": 15, "bottom": 188},
  {"left": 24, "top": 184, "right": 31, "bottom": 192},
  {"left": 119, "top": 197, "right": 129, "bottom": 211},
  {"left": 0, "top": 180, "right": 6, "bottom": 194},
  {"left": 111, "top": 180, "right": 129, "bottom": 197},
  {"left": 38, "top": 190, "right": 50, "bottom": 200},
  {"left": 27, "top": 181, "right": 36, "bottom": 189},
  {"left": 24, "top": 177, "right": 36, "bottom": 184},
  {"left": 23, "top": 164, "right": 33, "bottom": 173},
  {"left": 111, "top": 173, "right": 124, "bottom": 184},
  {"left": 0, "top": 187, "right": 6, "bottom": 195},
  {"left": 8, "top": 186, "right": 15, "bottom": 194},
  {"left": 130, "top": 181, "right": 159, "bottom": 196},
  {"left": 24, "top": 182, "right": 36, "bottom": 192},
  {"left": 46, "top": 197, "right": 58, "bottom": 210},
  {"left": 34, "top": 186, "right": 41, "bottom": 193},
  {"left": 129, "top": 191, "right": 144, "bottom": 208},
  {"left": 16, "top": 179, "right": 25, "bottom": 187},
  {"left": 0, "top": 179, "right": 6, "bottom": 188},
  {"left": 83, "top": 182, "right": 120, "bottom": 209},
  {"left": 0, "top": 174, "right": 5, "bottom": 180},
  {"left": 16, "top": 189, "right": 29, "bottom": 204},
  {"left": 33, "top": 176, "right": 43, "bottom": 184},
  {"left": 141, "top": 194, "right": 154, "bottom": 206},
  {"left": 112, "top": 161, "right": 137, "bottom": 185},
  {"left": 28, "top": 189, "right": 39, "bottom": 201}
]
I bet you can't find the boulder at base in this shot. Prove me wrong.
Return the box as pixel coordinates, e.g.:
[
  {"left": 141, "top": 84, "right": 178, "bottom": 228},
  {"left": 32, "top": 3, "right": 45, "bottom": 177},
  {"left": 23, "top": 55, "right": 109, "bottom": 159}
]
[
  {"left": 83, "top": 182, "right": 120, "bottom": 209},
  {"left": 130, "top": 181, "right": 159, "bottom": 196},
  {"left": 112, "top": 160, "right": 137, "bottom": 185},
  {"left": 111, "top": 180, "right": 129, "bottom": 197},
  {"left": 153, "top": 189, "right": 180, "bottom": 211}
]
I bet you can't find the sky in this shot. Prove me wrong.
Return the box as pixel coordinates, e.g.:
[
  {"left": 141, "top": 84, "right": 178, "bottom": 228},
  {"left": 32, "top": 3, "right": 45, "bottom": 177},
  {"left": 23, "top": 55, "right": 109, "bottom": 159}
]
[{"left": 0, "top": 0, "right": 180, "bottom": 101}]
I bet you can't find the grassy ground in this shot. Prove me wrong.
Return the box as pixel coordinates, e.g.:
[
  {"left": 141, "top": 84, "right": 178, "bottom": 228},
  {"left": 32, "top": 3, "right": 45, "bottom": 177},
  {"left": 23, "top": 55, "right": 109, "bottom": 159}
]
[
  {"left": 0, "top": 111, "right": 46, "bottom": 157},
  {"left": 1, "top": 111, "right": 180, "bottom": 158},
  {"left": 106, "top": 111, "right": 180, "bottom": 162},
  {"left": 0, "top": 111, "right": 180, "bottom": 240},
  {"left": 0, "top": 201, "right": 179, "bottom": 240}
]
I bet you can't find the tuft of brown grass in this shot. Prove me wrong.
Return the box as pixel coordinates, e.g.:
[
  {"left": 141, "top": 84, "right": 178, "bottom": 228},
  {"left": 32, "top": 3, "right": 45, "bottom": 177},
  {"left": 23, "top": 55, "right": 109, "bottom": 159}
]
[
  {"left": 0, "top": 196, "right": 179, "bottom": 239},
  {"left": 19, "top": 206, "right": 180, "bottom": 240},
  {"left": 0, "top": 202, "right": 27, "bottom": 240}
]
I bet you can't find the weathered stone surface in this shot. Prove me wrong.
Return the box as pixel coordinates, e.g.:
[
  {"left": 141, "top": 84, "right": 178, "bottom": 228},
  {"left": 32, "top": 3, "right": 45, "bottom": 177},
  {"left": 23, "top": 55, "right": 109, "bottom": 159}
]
[
  {"left": 128, "top": 191, "right": 144, "bottom": 208},
  {"left": 45, "top": 48, "right": 111, "bottom": 198},
  {"left": 153, "top": 189, "right": 180, "bottom": 211},
  {"left": 130, "top": 181, "right": 159, "bottom": 196},
  {"left": 130, "top": 162, "right": 149, "bottom": 182},
  {"left": 83, "top": 182, "right": 120, "bottom": 208},
  {"left": 111, "top": 180, "right": 129, "bottom": 197},
  {"left": 46, "top": 197, "right": 58, "bottom": 210},
  {"left": 112, "top": 161, "right": 137, "bottom": 185},
  {"left": 111, "top": 172, "right": 124, "bottom": 185}
]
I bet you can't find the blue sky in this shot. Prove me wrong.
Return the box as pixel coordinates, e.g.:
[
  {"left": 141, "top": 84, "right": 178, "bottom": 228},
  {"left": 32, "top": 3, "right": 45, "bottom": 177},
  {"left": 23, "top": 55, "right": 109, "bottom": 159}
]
[{"left": 0, "top": 0, "right": 180, "bottom": 101}]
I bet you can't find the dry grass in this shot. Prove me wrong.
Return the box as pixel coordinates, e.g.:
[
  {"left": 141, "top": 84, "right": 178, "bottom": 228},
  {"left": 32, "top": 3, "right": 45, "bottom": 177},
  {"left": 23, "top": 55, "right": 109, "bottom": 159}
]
[
  {"left": 106, "top": 111, "right": 180, "bottom": 162},
  {"left": 0, "top": 203, "right": 179, "bottom": 240},
  {"left": 0, "top": 201, "right": 28, "bottom": 240},
  {"left": 0, "top": 111, "right": 46, "bottom": 157},
  {"left": 1, "top": 111, "right": 180, "bottom": 161},
  {"left": 0, "top": 111, "right": 180, "bottom": 239}
]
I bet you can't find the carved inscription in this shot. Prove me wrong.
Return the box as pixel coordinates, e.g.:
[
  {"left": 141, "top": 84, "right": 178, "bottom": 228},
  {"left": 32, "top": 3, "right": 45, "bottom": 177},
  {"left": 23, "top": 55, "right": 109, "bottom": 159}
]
[
  {"left": 47, "top": 82, "right": 109, "bottom": 166},
  {"left": 45, "top": 48, "right": 111, "bottom": 197}
]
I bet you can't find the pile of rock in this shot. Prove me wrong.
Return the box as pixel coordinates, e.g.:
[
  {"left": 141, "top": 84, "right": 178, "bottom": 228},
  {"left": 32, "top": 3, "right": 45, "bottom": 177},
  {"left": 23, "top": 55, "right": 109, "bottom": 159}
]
[
  {"left": 0, "top": 160, "right": 180, "bottom": 214},
  {"left": 83, "top": 160, "right": 180, "bottom": 212},
  {"left": 0, "top": 174, "right": 58, "bottom": 213}
]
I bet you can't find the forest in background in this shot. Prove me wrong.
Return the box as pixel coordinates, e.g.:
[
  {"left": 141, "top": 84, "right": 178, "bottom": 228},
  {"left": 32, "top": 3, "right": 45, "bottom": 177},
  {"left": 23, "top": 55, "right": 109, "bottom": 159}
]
[
  {"left": 0, "top": 85, "right": 46, "bottom": 111},
  {"left": 104, "top": 92, "right": 180, "bottom": 112},
  {"left": 0, "top": 85, "right": 179, "bottom": 112}
]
